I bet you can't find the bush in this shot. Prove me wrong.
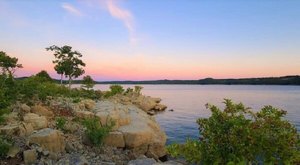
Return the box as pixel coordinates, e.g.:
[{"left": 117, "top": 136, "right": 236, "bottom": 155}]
[
  {"left": 104, "top": 85, "right": 124, "bottom": 98},
  {"left": 167, "top": 99, "right": 300, "bottom": 164},
  {"left": 134, "top": 85, "right": 143, "bottom": 94},
  {"left": 82, "top": 117, "right": 113, "bottom": 146},
  {"left": 56, "top": 117, "right": 67, "bottom": 131},
  {"left": 0, "top": 136, "right": 10, "bottom": 158}
]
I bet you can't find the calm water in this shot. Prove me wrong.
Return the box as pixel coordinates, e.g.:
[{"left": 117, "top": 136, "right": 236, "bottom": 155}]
[{"left": 93, "top": 85, "right": 300, "bottom": 144}]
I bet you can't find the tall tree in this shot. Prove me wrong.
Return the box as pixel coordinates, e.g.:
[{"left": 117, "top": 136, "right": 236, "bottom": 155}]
[
  {"left": 0, "top": 51, "right": 23, "bottom": 78},
  {"left": 46, "top": 45, "right": 86, "bottom": 88}
]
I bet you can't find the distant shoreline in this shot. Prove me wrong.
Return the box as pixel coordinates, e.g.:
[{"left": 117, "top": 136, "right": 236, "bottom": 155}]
[{"left": 18, "top": 75, "right": 300, "bottom": 85}]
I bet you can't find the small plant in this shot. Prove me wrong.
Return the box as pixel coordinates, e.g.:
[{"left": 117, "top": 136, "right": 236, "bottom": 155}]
[
  {"left": 82, "top": 117, "right": 113, "bottom": 146},
  {"left": 72, "top": 98, "right": 81, "bottom": 103},
  {"left": 134, "top": 85, "right": 143, "bottom": 94},
  {"left": 0, "top": 136, "right": 10, "bottom": 158},
  {"left": 56, "top": 117, "right": 67, "bottom": 131}
]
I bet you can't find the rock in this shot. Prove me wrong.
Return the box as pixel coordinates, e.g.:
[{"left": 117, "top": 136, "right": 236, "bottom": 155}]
[
  {"left": 28, "top": 128, "right": 65, "bottom": 153},
  {"left": 42, "top": 150, "right": 49, "bottom": 156},
  {"left": 75, "top": 111, "right": 94, "bottom": 119},
  {"left": 154, "top": 160, "right": 184, "bottom": 165},
  {"left": 128, "top": 158, "right": 156, "bottom": 165},
  {"left": 7, "top": 145, "right": 20, "bottom": 158},
  {"left": 23, "top": 149, "right": 37, "bottom": 165},
  {"left": 23, "top": 113, "right": 48, "bottom": 130},
  {"left": 104, "top": 131, "right": 125, "bottom": 148},
  {"left": 3, "top": 112, "right": 19, "bottom": 123},
  {"left": 0, "top": 124, "right": 20, "bottom": 136},
  {"left": 56, "top": 153, "right": 89, "bottom": 165},
  {"left": 31, "top": 105, "right": 54, "bottom": 119},
  {"left": 19, "top": 122, "right": 34, "bottom": 136},
  {"left": 80, "top": 99, "right": 96, "bottom": 110},
  {"left": 21, "top": 104, "right": 31, "bottom": 113},
  {"left": 64, "top": 122, "right": 80, "bottom": 133},
  {"left": 154, "top": 104, "right": 167, "bottom": 111}
]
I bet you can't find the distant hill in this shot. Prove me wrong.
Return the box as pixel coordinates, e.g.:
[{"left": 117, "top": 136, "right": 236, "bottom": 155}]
[
  {"left": 18, "top": 75, "right": 300, "bottom": 85},
  {"left": 95, "top": 75, "right": 300, "bottom": 85}
]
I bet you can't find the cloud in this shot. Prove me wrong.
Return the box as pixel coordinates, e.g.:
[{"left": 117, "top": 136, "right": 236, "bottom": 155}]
[
  {"left": 62, "top": 3, "right": 83, "bottom": 17},
  {"left": 105, "top": 0, "right": 138, "bottom": 45}
]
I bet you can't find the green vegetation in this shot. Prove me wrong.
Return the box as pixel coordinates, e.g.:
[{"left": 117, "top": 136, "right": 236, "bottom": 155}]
[
  {"left": 104, "top": 84, "right": 125, "bottom": 98},
  {"left": 46, "top": 45, "right": 86, "bottom": 88},
  {"left": 56, "top": 117, "right": 67, "bottom": 131},
  {"left": 81, "top": 75, "right": 95, "bottom": 90},
  {"left": 134, "top": 85, "right": 143, "bottom": 94},
  {"left": 0, "top": 136, "right": 10, "bottom": 158},
  {"left": 82, "top": 117, "right": 113, "bottom": 146},
  {"left": 0, "top": 51, "right": 23, "bottom": 78},
  {"left": 167, "top": 99, "right": 300, "bottom": 164}
]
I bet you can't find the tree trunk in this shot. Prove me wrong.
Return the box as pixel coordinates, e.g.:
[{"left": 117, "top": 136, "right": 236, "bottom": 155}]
[
  {"left": 60, "top": 74, "right": 63, "bottom": 85},
  {"left": 68, "top": 76, "right": 72, "bottom": 89}
]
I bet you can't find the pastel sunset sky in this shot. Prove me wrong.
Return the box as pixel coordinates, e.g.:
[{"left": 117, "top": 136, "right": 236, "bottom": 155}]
[{"left": 0, "top": 0, "right": 299, "bottom": 81}]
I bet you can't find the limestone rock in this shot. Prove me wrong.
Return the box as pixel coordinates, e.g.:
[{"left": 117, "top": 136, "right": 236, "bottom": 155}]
[
  {"left": 19, "top": 122, "right": 34, "bottom": 136},
  {"left": 75, "top": 110, "right": 94, "bottom": 119},
  {"left": 7, "top": 145, "right": 20, "bottom": 158},
  {"left": 128, "top": 158, "right": 156, "bottom": 165},
  {"left": 56, "top": 153, "right": 89, "bottom": 165},
  {"left": 31, "top": 105, "right": 54, "bottom": 119},
  {"left": 0, "top": 124, "right": 20, "bottom": 136},
  {"left": 80, "top": 99, "right": 96, "bottom": 110},
  {"left": 154, "top": 104, "right": 167, "bottom": 111},
  {"left": 23, "top": 149, "right": 37, "bottom": 165},
  {"left": 3, "top": 112, "right": 19, "bottom": 123},
  {"left": 21, "top": 104, "right": 31, "bottom": 113},
  {"left": 104, "top": 131, "right": 125, "bottom": 148},
  {"left": 23, "top": 113, "right": 48, "bottom": 130},
  {"left": 28, "top": 128, "right": 65, "bottom": 153}
]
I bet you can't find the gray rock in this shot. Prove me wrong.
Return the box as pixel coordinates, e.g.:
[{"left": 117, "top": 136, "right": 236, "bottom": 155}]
[{"left": 128, "top": 158, "right": 157, "bottom": 165}]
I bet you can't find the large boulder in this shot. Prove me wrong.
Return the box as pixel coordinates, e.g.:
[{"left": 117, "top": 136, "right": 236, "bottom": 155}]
[
  {"left": 23, "top": 149, "right": 37, "bottom": 165},
  {"left": 23, "top": 113, "right": 48, "bottom": 130},
  {"left": 94, "top": 101, "right": 167, "bottom": 158},
  {"left": 80, "top": 99, "right": 96, "bottom": 110},
  {"left": 104, "top": 131, "right": 125, "bottom": 148},
  {"left": 28, "top": 128, "right": 65, "bottom": 153},
  {"left": 31, "top": 105, "right": 54, "bottom": 119}
]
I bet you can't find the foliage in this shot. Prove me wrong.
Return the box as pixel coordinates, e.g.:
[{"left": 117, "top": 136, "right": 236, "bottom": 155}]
[
  {"left": 46, "top": 45, "right": 86, "bottom": 88},
  {"left": 104, "top": 84, "right": 124, "bottom": 98},
  {"left": 81, "top": 75, "right": 95, "bottom": 90},
  {"left": 0, "top": 136, "right": 10, "bottom": 158},
  {"left": 0, "top": 51, "right": 22, "bottom": 77},
  {"left": 56, "top": 117, "right": 67, "bottom": 131},
  {"left": 35, "top": 70, "right": 53, "bottom": 83},
  {"left": 167, "top": 99, "right": 300, "bottom": 164},
  {"left": 134, "top": 85, "right": 143, "bottom": 94},
  {"left": 82, "top": 117, "right": 113, "bottom": 146}
]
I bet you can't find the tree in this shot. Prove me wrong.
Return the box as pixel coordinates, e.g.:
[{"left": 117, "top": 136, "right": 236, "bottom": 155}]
[
  {"left": 35, "top": 70, "right": 53, "bottom": 82},
  {"left": 0, "top": 51, "right": 22, "bottom": 78},
  {"left": 46, "top": 45, "right": 86, "bottom": 88},
  {"left": 81, "top": 75, "right": 95, "bottom": 90}
]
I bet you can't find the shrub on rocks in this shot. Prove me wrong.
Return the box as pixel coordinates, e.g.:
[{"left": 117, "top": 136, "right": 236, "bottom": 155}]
[
  {"left": 0, "top": 136, "right": 11, "bottom": 158},
  {"left": 82, "top": 117, "right": 114, "bottom": 146}
]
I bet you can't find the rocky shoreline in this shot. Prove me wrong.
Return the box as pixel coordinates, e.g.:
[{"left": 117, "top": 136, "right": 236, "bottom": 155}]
[{"left": 0, "top": 93, "right": 182, "bottom": 165}]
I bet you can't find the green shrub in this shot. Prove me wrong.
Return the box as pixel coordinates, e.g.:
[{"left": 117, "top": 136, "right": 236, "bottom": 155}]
[
  {"left": 0, "top": 136, "right": 10, "bottom": 158},
  {"left": 104, "top": 84, "right": 124, "bottom": 98},
  {"left": 56, "top": 117, "right": 67, "bottom": 131},
  {"left": 82, "top": 117, "right": 113, "bottom": 146},
  {"left": 167, "top": 99, "right": 300, "bottom": 164},
  {"left": 134, "top": 85, "right": 143, "bottom": 94}
]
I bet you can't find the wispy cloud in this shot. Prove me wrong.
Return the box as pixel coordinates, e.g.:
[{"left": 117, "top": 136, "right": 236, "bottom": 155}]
[
  {"left": 105, "top": 0, "right": 138, "bottom": 45},
  {"left": 62, "top": 3, "right": 83, "bottom": 17}
]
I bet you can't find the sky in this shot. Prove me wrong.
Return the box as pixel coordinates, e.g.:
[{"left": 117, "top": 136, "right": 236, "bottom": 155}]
[{"left": 0, "top": 0, "right": 299, "bottom": 81}]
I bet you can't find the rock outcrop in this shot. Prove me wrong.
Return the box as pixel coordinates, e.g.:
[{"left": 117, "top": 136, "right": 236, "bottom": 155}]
[
  {"left": 75, "top": 100, "right": 167, "bottom": 159},
  {"left": 23, "top": 113, "right": 48, "bottom": 130},
  {"left": 28, "top": 128, "right": 65, "bottom": 153}
]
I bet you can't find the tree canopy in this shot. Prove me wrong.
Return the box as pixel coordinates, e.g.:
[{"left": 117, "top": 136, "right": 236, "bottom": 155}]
[
  {"left": 0, "top": 51, "right": 22, "bottom": 77},
  {"left": 46, "top": 45, "right": 86, "bottom": 87}
]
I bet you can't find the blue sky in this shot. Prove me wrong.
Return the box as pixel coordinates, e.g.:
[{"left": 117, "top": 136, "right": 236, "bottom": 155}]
[{"left": 0, "top": 0, "right": 299, "bottom": 80}]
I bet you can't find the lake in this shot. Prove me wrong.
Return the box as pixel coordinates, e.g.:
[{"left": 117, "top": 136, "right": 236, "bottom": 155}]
[{"left": 93, "top": 85, "right": 300, "bottom": 144}]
